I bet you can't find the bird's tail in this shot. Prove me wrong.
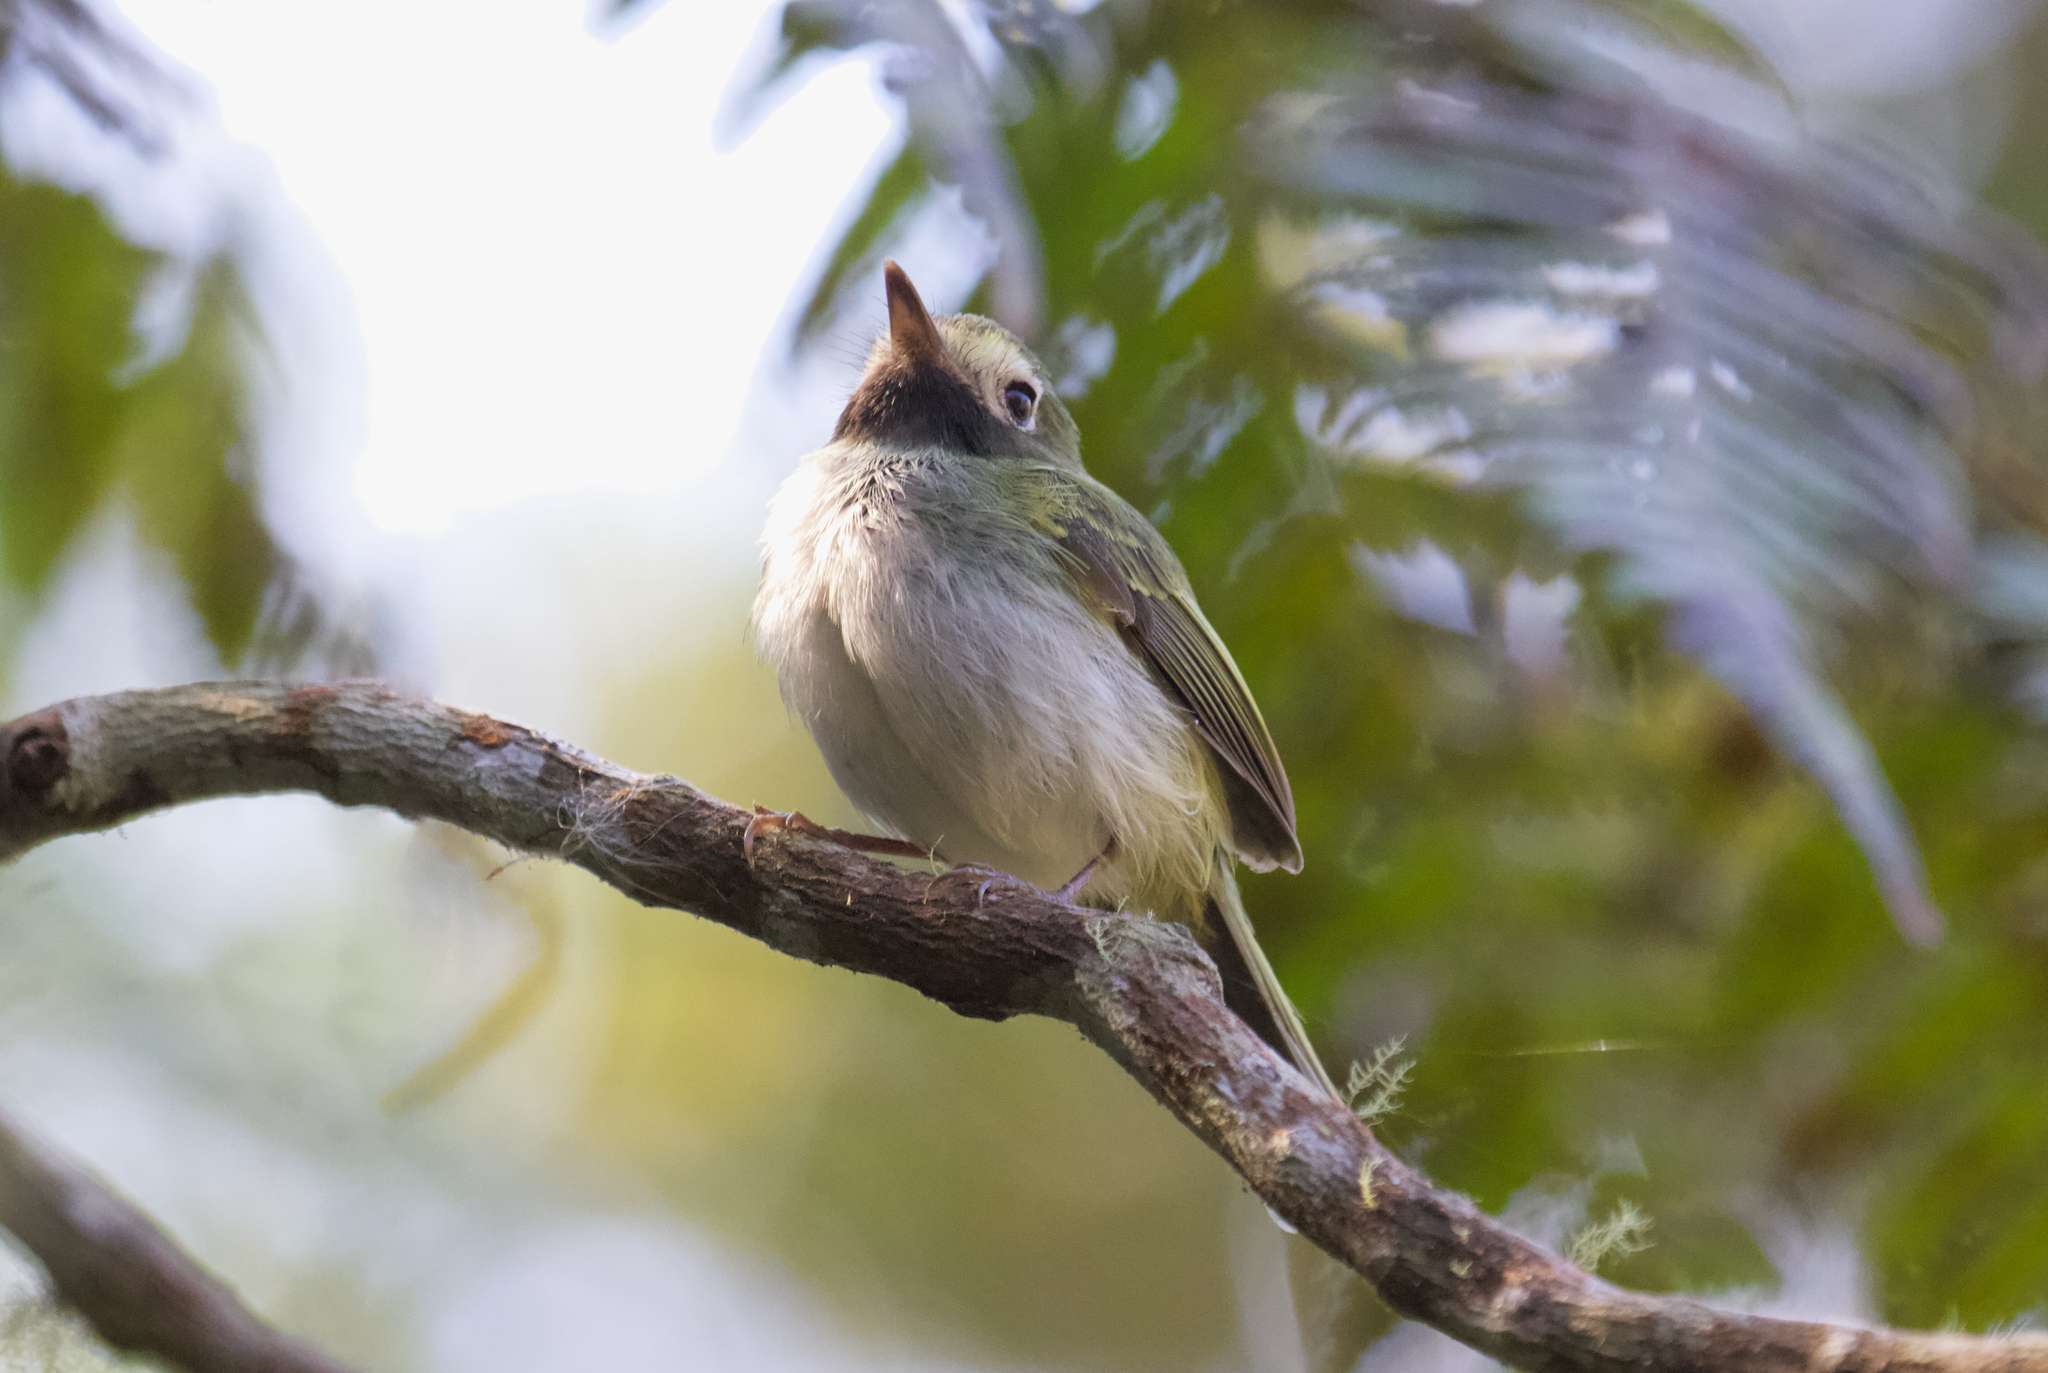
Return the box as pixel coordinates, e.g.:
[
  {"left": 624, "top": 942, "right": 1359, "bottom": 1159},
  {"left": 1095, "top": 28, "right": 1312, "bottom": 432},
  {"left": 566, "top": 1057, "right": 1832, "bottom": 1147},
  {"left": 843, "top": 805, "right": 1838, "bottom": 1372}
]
[{"left": 1202, "top": 855, "right": 1339, "bottom": 1098}]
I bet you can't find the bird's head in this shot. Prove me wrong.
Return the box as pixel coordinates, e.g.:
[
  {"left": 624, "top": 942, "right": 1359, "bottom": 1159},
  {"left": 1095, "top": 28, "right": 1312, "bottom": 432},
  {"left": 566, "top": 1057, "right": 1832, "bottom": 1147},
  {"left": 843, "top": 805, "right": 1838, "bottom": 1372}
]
[{"left": 832, "top": 262, "right": 1081, "bottom": 466}]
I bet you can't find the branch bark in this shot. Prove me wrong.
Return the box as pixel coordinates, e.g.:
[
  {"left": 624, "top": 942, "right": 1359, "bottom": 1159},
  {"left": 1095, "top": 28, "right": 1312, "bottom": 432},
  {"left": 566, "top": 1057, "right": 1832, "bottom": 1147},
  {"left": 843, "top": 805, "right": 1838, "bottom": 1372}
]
[{"left": 1, "top": 680, "right": 2041, "bottom": 1373}]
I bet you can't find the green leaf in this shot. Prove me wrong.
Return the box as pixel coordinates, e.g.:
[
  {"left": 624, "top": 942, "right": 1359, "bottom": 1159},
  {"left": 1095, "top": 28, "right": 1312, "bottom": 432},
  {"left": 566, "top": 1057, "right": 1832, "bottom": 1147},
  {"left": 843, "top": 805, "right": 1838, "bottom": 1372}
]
[
  {"left": 120, "top": 261, "right": 276, "bottom": 660},
  {"left": 0, "top": 172, "right": 155, "bottom": 592},
  {"left": 0, "top": 162, "right": 291, "bottom": 663}
]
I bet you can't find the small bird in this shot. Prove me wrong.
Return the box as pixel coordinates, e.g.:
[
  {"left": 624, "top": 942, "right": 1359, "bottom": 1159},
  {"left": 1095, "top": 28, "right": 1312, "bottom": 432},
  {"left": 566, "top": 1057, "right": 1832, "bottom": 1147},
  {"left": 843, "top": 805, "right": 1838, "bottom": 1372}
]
[{"left": 752, "top": 262, "right": 1334, "bottom": 1095}]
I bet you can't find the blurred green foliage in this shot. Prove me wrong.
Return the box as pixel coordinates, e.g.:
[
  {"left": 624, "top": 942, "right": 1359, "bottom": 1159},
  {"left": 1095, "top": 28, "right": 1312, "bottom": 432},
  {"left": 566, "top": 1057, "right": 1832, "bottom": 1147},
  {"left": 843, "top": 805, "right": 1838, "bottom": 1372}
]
[
  {"left": 0, "top": 163, "right": 277, "bottom": 665},
  {"left": 753, "top": 0, "right": 2048, "bottom": 1342}
]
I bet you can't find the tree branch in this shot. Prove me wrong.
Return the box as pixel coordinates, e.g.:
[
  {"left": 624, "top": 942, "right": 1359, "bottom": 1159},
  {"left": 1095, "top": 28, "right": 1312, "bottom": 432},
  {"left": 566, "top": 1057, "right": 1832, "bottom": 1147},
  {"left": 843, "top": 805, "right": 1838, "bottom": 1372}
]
[
  {"left": 1, "top": 680, "right": 2042, "bottom": 1373},
  {"left": 0, "top": 1108, "right": 356, "bottom": 1373}
]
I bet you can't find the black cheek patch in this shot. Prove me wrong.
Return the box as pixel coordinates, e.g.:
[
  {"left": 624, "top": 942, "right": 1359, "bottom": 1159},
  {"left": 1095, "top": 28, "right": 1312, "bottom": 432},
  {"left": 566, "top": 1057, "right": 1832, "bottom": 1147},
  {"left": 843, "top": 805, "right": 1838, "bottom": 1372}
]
[{"left": 834, "top": 363, "right": 1005, "bottom": 456}]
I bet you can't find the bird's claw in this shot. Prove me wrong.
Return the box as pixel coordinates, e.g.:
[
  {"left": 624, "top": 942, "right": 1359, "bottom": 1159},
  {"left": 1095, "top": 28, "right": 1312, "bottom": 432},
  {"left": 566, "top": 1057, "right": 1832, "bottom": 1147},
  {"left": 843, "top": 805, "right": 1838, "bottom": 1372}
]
[
  {"left": 922, "top": 862, "right": 1026, "bottom": 911},
  {"left": 743, "top": 807, "right": 812, "bottom": 867}
]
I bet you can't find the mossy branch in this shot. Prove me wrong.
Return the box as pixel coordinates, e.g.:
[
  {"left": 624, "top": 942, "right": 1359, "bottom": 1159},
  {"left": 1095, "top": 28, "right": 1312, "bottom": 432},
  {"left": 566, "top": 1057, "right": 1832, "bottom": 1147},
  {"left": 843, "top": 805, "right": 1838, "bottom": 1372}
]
[{"left": 2, "top": 681, "right": 2044, "bottom": 1373}]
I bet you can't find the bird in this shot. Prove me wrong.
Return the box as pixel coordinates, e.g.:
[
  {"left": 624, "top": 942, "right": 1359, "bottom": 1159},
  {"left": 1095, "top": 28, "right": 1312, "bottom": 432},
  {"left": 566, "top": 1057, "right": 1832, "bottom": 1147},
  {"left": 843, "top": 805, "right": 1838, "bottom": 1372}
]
[{"left": 751, "top": 261, "right": 1334, "bottom": 1096}]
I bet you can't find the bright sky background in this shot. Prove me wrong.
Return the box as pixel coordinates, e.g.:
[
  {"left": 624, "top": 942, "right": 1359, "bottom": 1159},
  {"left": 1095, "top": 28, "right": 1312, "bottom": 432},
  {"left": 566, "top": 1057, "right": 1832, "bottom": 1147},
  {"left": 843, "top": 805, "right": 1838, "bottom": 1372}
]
[
  {"left": 111, "top": 0, "right": 896, "bottom": 535},
  {"left": 0, "top": 13, "right": 1052, "bottom": 1367},
  {"left": 90, "top": 0, "right": 2027, "bottom": 549}
]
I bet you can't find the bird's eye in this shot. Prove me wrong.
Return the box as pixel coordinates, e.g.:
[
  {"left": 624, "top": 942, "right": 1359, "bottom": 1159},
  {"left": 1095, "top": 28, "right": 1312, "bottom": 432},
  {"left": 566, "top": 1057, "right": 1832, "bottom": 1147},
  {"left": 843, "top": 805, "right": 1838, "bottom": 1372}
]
[{"left": 1002, "top": 380, "right": 1038, "bottom": 429}]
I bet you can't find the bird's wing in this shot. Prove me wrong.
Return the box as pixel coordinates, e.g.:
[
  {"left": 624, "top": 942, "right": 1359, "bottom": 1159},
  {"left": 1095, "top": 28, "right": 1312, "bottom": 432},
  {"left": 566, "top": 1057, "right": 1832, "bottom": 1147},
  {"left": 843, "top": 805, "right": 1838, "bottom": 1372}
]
[{"left": 1029, "top": 469, "right": 1303, "bottom": 873}]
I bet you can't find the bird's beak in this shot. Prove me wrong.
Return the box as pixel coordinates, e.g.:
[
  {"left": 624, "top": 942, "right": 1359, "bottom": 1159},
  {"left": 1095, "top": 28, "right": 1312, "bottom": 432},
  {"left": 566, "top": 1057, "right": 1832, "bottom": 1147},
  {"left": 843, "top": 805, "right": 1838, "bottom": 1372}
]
[{"left": 883, "top": 260, "right": 945, "bottom": 365}]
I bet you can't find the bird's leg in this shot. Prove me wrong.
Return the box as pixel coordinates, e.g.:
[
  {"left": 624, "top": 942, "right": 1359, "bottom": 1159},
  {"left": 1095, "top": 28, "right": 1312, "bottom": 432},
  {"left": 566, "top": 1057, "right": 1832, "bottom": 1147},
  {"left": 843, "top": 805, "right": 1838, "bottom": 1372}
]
[
  {"left": 1052, "top": 857, "right": 1102, "bottom": 904},
  {"left": 1052, "top": 838, "right": 1118, "bottom": 904},
  {"left": 742, "top": 807, "right": 932, "bottom": 866},
  {"left": 744, "top": 808, "right": 1030, "bottom": 911},
  {"left": 929, "top": 839, "right": 1117, "bottom": 912}
]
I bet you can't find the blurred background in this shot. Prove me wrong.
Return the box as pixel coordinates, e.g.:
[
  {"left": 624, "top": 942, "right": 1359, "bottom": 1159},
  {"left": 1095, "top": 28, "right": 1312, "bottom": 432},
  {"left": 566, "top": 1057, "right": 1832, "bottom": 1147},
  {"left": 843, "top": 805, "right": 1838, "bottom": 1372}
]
[{"left": 3, "top": 0, "right": 2048, "bottom": 1368}]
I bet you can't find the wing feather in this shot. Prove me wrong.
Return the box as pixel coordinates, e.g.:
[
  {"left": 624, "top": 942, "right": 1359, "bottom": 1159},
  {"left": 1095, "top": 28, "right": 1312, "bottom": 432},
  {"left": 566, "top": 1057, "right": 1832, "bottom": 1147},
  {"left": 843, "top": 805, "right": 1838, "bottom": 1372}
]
[{"left": 1036, "top": 472, "right": 1303, "bottom": 873}]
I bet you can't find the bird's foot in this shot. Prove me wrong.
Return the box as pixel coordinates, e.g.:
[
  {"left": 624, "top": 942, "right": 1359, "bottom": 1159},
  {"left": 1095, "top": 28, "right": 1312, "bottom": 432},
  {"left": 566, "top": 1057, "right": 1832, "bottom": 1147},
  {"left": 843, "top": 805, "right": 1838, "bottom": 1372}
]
[
  {"left": 742, "top": 808, "right": 931, "bottom": 867},
  {"left": 922, "top": 862, "right": 1029, "bottom": 911}
]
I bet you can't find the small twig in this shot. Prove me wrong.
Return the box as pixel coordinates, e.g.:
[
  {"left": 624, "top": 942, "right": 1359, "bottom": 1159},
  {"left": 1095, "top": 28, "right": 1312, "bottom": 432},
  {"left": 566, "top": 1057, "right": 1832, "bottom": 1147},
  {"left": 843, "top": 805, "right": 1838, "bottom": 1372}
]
[{"left": 0, "top": 1110, "right": 355, "bottom": 1373}]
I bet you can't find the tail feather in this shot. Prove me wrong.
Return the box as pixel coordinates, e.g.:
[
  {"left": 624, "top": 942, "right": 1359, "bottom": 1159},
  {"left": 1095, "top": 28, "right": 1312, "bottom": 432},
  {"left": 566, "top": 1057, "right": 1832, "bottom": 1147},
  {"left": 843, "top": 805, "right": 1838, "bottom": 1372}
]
[{"left": 1202, "top": 856, "right": 1338, "bottom": 1097}]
